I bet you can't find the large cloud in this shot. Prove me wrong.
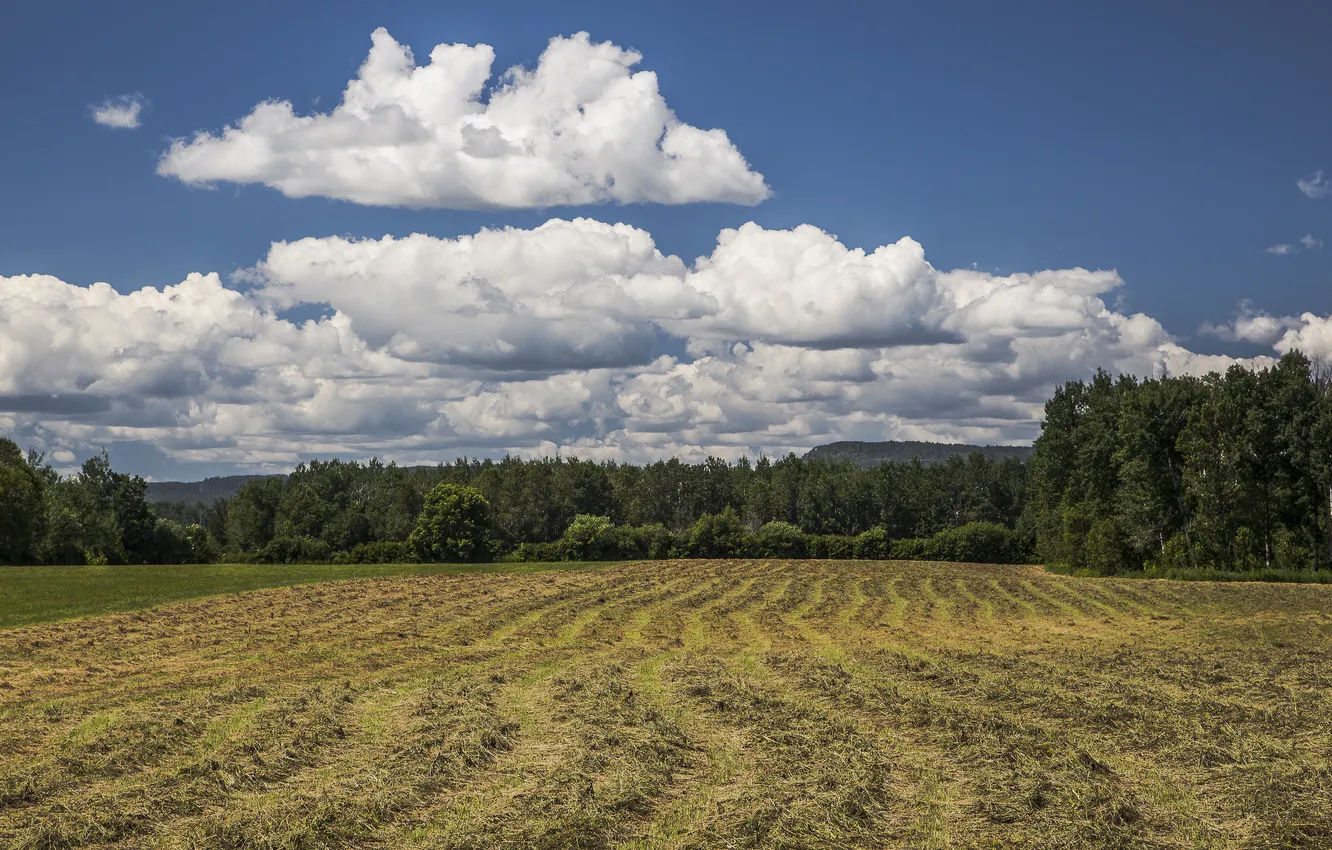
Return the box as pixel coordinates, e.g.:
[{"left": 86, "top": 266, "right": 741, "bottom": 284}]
[
  {"left": 158, "top": 29, "right": 768, "bottom": 209},
  {"left": 253, "top": 218, "right": 699, "bottom": 371},
  {"left": 1, "top": 222, "right": 1315, "bottom": 472}
]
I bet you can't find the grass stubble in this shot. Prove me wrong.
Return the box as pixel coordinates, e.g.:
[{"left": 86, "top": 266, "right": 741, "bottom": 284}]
[{"left": 1, "top": 560, "right": 1330, "bottom": 848}]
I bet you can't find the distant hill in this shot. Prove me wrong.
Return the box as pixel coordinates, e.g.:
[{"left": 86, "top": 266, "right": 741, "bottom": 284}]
[
  {"left": 803, "top": 440, "right": 1033, "bottom": 468},
  {"left": 146, "top": 475, "right": 276, "bottom": 504}
]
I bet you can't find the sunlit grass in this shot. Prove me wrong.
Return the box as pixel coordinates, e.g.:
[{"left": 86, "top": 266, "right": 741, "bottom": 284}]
[
  {"left": 2, "top": 560, "right": 1329, "bottom": 847},
  {"left": 0, "top": 560, "right": 617, "bottom": 628}
]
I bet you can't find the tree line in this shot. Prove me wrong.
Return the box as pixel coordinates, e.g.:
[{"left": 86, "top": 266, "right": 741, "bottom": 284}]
[
  {"left": 1, "top": 443, "right": 1029, "bottom": 566},
  {"left": 1026, "top": 350, "right": 1332, "bottom": 576},
  {"left": 0, "top": 445, "right": 211, "bottom": 566},
  {"left": 4, "top": 349, "right": 1331, "bottom": 575}
]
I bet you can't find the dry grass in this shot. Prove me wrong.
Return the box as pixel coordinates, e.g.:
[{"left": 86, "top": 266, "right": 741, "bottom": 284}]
[{"left": 2, "top": 560, "right": 1330, "bottom": 848}]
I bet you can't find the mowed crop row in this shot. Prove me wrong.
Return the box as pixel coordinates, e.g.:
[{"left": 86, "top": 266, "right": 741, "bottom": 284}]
[{"left": 1, "top": 561, "right": 1330, "bottom": 849}]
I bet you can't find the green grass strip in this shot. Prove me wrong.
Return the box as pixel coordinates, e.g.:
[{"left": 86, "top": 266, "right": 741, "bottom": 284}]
[{"left": 0, "top": 561, "right": 622, "bottom": 629}]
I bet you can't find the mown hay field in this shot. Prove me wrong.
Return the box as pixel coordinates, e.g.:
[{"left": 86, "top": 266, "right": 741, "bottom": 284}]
[{"left": 2, "top": 560, "right": 1330, "bottom": 849}]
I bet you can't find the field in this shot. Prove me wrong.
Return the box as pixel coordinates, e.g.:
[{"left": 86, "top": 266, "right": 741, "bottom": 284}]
[
  {"left": 0, "top": 561, "right": 610, "bottom": 630},
  {"left": 2, "top": 561, "right": 1330, "bottom": 848}
]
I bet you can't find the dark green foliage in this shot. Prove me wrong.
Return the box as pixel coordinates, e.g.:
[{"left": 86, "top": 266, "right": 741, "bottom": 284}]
[
  {"left": 510, "top": 541, "right": 565, "bottom": 562},
  {"left": 926, "top": 522, "right": 1024, "bottom": 564},
  {"left": 149, "top": 520, "right": 199, "bottom": 565},
  {"left": 808, "top": 534, "right": 855, "bottom": 559},
  {"left": 4, "top": 437, "right": 1037, "bottom": 566},
  {"left": 332, "top": 541, "right": 416, "bottom": 564},
  {"left": 891, "top": 537, "right": 929, "bottom": 560},
  {"left": 29, "top": 452, "right": 183, "bottom": 566},
  {"left": 153, "top": 449, "right": 1029, "bottom": 560},
  {"left": 560, "top": 514, "right": 618, "bottom": 560},
  {"left": 38, "top": 478, "right": 121, "bottom": 565},
  {"left": 1027, "top": 351, "right": 1332, "bottom": 575},
  {"left": 151, "top": 499, "right": 229, "bottom": 549},
  {"left": 853, "top": 527, "right": 891, "bottom": 559},
  {"left": 755, "top": 521, "right": 806, "bottom": 558},
  {"left": 0, "top": 439, "right": 48, "bottom": 565},
  {"left": 410, "top": 483, "right": 492, "bottom": 563},
  {"left": 225, "top": 477, "right": 284, "bottom": 554},
  {"left": 257, "top": 535, "right": 334, "bottom": 564},
  {"left": 686, "top": 508, "right": 752, "bottom": 558},
  {"left": 619, "top": 523, "right": 676, "bottom": 559}
]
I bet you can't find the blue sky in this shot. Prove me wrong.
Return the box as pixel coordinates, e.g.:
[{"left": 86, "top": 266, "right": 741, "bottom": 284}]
[{"left": 3, "top": 0, "right": 1332, "bottom": 478}]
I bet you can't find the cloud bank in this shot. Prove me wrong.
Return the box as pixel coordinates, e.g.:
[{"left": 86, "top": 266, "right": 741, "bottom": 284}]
[
  {"left": 157, "top": 30, "right": 768, "bottom": 209},
  {"left": 5, "top": 220, "right": 1303, "bottom": 472}
]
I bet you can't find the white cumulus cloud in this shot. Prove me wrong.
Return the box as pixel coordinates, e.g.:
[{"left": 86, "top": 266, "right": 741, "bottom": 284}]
[
  {"left": 1205, "top": 307, "right": 1332, "bottom": 359},
  {"left": 667, "top": 224, "right": 946, "bottom": 348},
  {"left": 157, "top": 29, "right": 769, "bottom": 209},
  {"left": 4, "top": 221, "right": 1322, "bottom": 472},
  {"left": 252, "top": 218, "right": 699, "bottom": 371},
  {"left": 90, "top": 94, "right": 146, "bottom": 129},
  {"left": 1200, "top": 302, "right": 1289, "bottom": 347}
]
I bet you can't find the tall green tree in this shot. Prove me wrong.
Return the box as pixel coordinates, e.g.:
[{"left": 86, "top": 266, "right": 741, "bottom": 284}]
[
  {"left": 409, "top": 483, "right": 492, "bottom": 563},
  {"left": 0, "top": 439, "right": 47, "bottom": 564}
]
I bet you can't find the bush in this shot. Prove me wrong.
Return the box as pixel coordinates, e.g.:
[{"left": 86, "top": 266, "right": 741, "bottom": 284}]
[
  {"left": 333, "top": 541, "right": 415, "bottom": 564},
  {"left": 257, "top": 535, "right": 333, "bottom": 564},
  {"left": 409, "top": 483, "right": 492, "bottom": 563},
  {"left": 890, "top": 537, "right": 929, "bottom": 561},
  {"left": 509, "top": 541, "right": 564, "bottom": 562},
  {"left": 561, "top": 514, "right": 618, "bottom": 560},
  {"left": 609, "top": 523, "right": 675, "bottom": 560},
  {"left": 755, "top": 521, "right": 806, "bottom": 558},
  {"left": 623, "top": 523, "right": 676, "bottom": 559},
  {"left": 182, "top": 524, "right": 219, "bottom": 564},
  {"left": 149, "top": 519, "right": 196, "bottom": 564},
  {"left": 925, "top": 521, "right": 1026, "bottom": 564},
  {"left": 853, "top": 527, "right": 891, "bottom": 560},
  {"left": 808, "top": 534, "right": 855, "bottom": 559},
  {"left": 687, "top": 508, "right": 751, "bottom": 558}
]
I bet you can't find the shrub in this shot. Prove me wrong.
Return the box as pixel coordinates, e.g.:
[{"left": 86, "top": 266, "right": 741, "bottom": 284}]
[
  {"left": 409, "top": 483, "right": 492, "bottom": 563},
  {"left": 890, "top": 537, "right": 929, "bottom": 561},
  {"left": 561, "top": 514, "right": 618, "bottom": 560},
  {"left": 182, "top": 523, "right": 219, "bottom": 564},
  {"left": 257, "top": 535, "right": 333, "bottom": 564},
  {"left": 624, "top": 523, "right": 675, "bottom": 559},
  {"left": 927, "top": 521, "right": 1025, "bottom": 564},
  {"left": 149, "top": 519, "right": 196, "bottom": 564},
  {"left": 853, "top": 527, "right": 891, "bottom": 560},
  {"left": 333, "top": 541, "right": 414, "bottom": 564},
  {"left": 686, "top": 508, "right": 751, "bottom": 558},
  {"left": 755, "top": 521, "right": 806, "bottom": 558},
  {"left": 510, "top": 541, "right": 564, "bottom": 562},
  {"left": 809, "top": 534, "right": 855, "bottom": 560}
]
